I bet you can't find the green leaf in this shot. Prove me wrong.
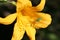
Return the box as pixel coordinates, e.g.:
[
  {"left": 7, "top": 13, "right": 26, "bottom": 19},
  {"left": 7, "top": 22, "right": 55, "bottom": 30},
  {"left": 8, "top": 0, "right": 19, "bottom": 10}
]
[
  {"left": 0, "top": 0, "right": 7, "bottom": 1},
  {"left": 48, "top": 33, "right": 58, "bottom": 40},
  {"left": 10, "top": 1, "right": 16, "bottom": 5}
]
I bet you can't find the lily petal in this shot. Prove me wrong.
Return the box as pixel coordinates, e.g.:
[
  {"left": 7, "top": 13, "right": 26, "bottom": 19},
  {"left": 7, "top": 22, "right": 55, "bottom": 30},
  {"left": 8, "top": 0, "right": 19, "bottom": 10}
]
[
  {"left": 34, "top": 0, "right": 46, "bottom": 11},
  {"left": 0, "top": 13, "right": 17, "bottom": 25},
  {"left": 17, "top": 0, "right": 32, "bottom": 11},
  {"left": 25, "top": 26, "right": 36, "bottom": 40},
  {"left": 32, "top": 13, "right": 52, "bottom": 29},
  {"left": 11, "top": 23, "right": 25, "bottom": 40}
]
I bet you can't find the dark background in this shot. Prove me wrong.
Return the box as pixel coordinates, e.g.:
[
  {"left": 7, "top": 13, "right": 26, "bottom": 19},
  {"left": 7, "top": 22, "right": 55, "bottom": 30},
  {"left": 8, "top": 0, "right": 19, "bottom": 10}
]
[{"left": 0, "top": 0, "right": 60, "bottom": 40}]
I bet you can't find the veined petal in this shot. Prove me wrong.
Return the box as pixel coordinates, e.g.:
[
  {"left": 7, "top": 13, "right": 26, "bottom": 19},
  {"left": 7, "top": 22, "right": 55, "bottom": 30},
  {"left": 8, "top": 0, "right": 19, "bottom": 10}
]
[
  {"left": 34, "top": 0, "right": 46, "bottom": 11},
  {"left": 32, "top": 13, "right": 52, "bottom": 29}
]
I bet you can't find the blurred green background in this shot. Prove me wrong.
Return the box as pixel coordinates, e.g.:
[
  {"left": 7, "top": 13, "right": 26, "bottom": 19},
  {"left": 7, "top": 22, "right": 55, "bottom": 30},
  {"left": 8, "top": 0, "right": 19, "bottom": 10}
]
[{"left": 0, "top": 0, "right": 60, "bottom": 40}]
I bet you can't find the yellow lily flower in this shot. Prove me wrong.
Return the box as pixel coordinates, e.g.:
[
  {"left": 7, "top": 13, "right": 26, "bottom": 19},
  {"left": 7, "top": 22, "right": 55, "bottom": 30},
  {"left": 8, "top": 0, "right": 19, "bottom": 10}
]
[{"left": 0, "top": 0, "right": 52, "bottom": 40}]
